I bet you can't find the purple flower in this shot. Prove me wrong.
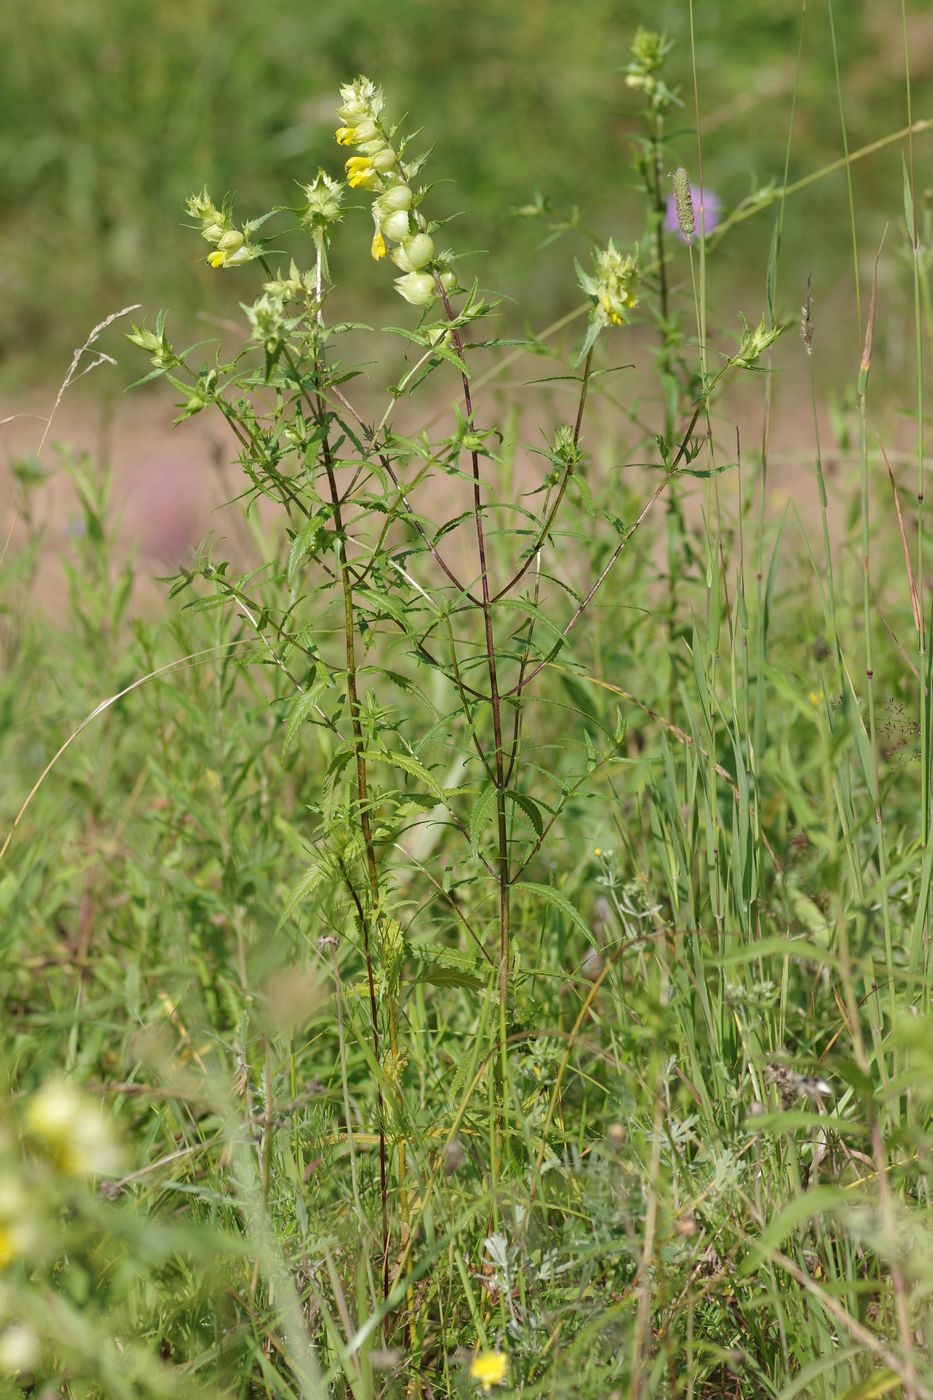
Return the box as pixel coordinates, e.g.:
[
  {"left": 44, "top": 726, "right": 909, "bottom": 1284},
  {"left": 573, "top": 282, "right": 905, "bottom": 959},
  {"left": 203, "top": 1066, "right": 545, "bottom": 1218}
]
[{"left": 665, "top": 183, "right": 721, "bottom": 245}]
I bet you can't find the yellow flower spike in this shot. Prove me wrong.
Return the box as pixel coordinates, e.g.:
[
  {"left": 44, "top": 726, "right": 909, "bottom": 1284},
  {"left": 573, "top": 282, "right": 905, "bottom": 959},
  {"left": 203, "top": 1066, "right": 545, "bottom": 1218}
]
[
  {"left": 335, "top": 126, "right": 357, "bottom": 146},
  {"left": 371, "top": 228, "right": 386, "bottom": 260},
  {"left": 469, "top": 1351, "right": 509, "bottom": 1392}
]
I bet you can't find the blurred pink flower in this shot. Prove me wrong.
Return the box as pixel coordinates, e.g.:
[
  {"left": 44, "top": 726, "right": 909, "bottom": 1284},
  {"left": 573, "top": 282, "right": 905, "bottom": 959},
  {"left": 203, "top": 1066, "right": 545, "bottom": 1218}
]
[{"left": 665, "top": 183, "right": 721, "bottom": 244}]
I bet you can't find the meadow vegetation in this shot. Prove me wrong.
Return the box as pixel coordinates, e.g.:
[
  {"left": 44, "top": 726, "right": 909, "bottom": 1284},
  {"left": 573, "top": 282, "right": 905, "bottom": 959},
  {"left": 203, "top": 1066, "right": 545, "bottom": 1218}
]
[{"left": 2, "top": 6, "right": 933, "bottom": 1398}]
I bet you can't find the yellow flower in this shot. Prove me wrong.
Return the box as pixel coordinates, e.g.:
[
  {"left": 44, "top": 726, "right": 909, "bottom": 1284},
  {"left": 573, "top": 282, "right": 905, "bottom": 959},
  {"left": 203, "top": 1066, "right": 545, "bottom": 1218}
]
[
  {"left": 371, "top": 228, "right": 387, "bottom": 260},
  {"left": 207, "top": 245, "right": 253, "bottom": 270},
  {"left": 25, "top": 1078, "right": 123, "bottom": 1177},
  {"left": 335, "top": 126, "right": 357, "bottom": 146},
  {"left": 0, "top": 1224, "right": 24, "bottom": 1269},
  {"left": 469, "top": 1350, "right": 508, "bottom": 1392},
  {"left": 345, "top": 156, "right": 378, "bottom": 189},
  {"left": 0, "top": 1174, "right": 37, "bottom": 1268}
]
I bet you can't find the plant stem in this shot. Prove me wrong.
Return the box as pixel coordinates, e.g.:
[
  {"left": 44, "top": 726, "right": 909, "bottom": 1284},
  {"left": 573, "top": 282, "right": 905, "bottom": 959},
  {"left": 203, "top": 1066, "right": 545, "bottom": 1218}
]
[{"left": 435, "top": 280, "right": 511, "bottom": 1139}]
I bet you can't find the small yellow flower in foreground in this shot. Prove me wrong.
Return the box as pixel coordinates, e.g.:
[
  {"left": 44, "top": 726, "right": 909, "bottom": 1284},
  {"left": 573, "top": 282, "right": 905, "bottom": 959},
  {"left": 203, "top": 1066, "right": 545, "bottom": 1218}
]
[
  {"left": 26, "top": 1078, "right": 123, "bottom": 1177},
  {"left": 0, "top": 1174, "right": 38, "bottom": 1268},
  {"left": 371, "top": 228, "right": 387, "bottom": 260},
  {"left": 469, "top": 1350, "right": 508, "bottom": 1392},
  {"left": 335, "top": 126, "right": 357, "bottom": 145}
]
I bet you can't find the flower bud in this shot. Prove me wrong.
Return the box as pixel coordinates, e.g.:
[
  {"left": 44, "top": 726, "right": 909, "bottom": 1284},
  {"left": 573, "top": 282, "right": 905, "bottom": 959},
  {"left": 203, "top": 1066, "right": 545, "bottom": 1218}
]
[
  {"left": 356, "top": 138, "right": 389, "bottom": 157},
  {"left": 371, "top": 228, "right": 387, "bottom": 260},
  {"left": 371, "top": 148, "right": 398, "bottom": 172},
  {"left": 438, "top": 270, "right": 457, "bottom": 292},
  {"left": 381, "top": 209, "right": 410, "bottom": 242},
  {"left": 338, "top": 75, "right": 384, "bottom": 125},
  {"left": 394, "top": 271, "right": 436, "bottom": 306},
  {"left": 376, "top": 185, "right": 413, "bottom": 215},
  {"left": 402, "top": 232, "right": 434, "bottom": 269},
  {"left": 734, "top": 313, "right": 784, "bottom": 367},
  {"left": 202, "top": 221, "right": 226, "bottom": 245},
  {"left": 391, "top": 245, "right": 415, "bottom": 272},
  {"left": 217, "top": 229, "right": 245, "bottom": 252},
  {"left": 352, "top": 119, "right": 380, "bottom": 143},
  {"left": 302, "top": 170, "right": 345, "bottom": 231}
]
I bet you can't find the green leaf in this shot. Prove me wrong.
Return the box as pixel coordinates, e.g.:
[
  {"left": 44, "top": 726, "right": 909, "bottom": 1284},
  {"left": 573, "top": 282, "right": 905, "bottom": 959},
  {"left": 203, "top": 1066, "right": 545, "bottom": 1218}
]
[
  {"left": 832, "top": 1058, "right": 876, "bottom": 1099},
  {"left": 506, "top": 789, "right": 544, "bottom": 839},
  {"left": 675, "top": 461, "right": 737, "bottom": 479},
  {"left": 278, "top": 861, "right": 327, "bottom": 930},
  {"left": 836, "top": 1371, "right": 901, "bottom": 1400},
  {"left": 903, "top": 153, "right": 915, "bottom": 242},
  {"left": 407, "top": 942, "right": 491, "bottom": 990},
  {"left": 362, "top": 748, "right": 446, "bottom": 802},
  {"left": 738, "top": 1184, "right": 849, "bottom": 1276},
  {"left": 714, "top": 936, "right": 837, "bottom": 970},
  {"left": 512, "top": 880, "right": 591, "bottom": 942},
  {"left": 469, "top": 785, "right": 497, "bottom": 866},
  {"left": 280, "top": 679, "right": 329, "bottom": 761},
  {"left": 287, "top": 517, "right": 326, "bottom": 590}
]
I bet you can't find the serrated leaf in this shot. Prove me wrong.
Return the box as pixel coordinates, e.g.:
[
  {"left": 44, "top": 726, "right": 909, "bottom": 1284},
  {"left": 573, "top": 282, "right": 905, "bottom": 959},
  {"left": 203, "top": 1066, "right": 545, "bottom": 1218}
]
[
  {"left": 278, "top": 861, "right": 327, "bottom": 930},
  {"left": 280, "top": 679, "right": 328, "bottom": 761},
  {"left": 506, "top": 789, "right": 543, "bottom": 839},
  {"left": 407, "top": 942, "right": 490, "bottom": 989},
  {"left": 287, "top": 517, "right": 326, "bottom": 590},
  {"left": 512, "top": 880, "right": 591, "bottom": 942},
  {"left": 362, "top": 748, "right": 446, "bottom": 802},
  {"left": 469, "top": 785, "right": 497, "bottom": 866},
  {"left": 675, "top": 461, "right": 737, "bottom": 479}
]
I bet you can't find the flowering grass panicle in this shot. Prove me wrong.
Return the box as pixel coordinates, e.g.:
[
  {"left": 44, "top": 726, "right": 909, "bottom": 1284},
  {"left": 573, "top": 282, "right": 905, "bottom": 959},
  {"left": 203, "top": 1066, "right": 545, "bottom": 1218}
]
[{"left": 665, "top": 175, "right": 721, "bottom": 245}]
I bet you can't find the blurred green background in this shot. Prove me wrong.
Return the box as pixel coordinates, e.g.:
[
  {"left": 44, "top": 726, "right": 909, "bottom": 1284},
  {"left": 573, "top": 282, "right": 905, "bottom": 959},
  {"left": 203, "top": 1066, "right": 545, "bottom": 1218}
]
[{"left": 0, "top": 0, "right": 925, "bottom": 385}]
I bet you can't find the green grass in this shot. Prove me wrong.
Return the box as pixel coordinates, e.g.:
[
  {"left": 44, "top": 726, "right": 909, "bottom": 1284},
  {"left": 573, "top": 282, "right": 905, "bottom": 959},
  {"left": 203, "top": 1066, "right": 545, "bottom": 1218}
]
[{"left": 2, "top": 11, "right": 933, "bottom": 1399}]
